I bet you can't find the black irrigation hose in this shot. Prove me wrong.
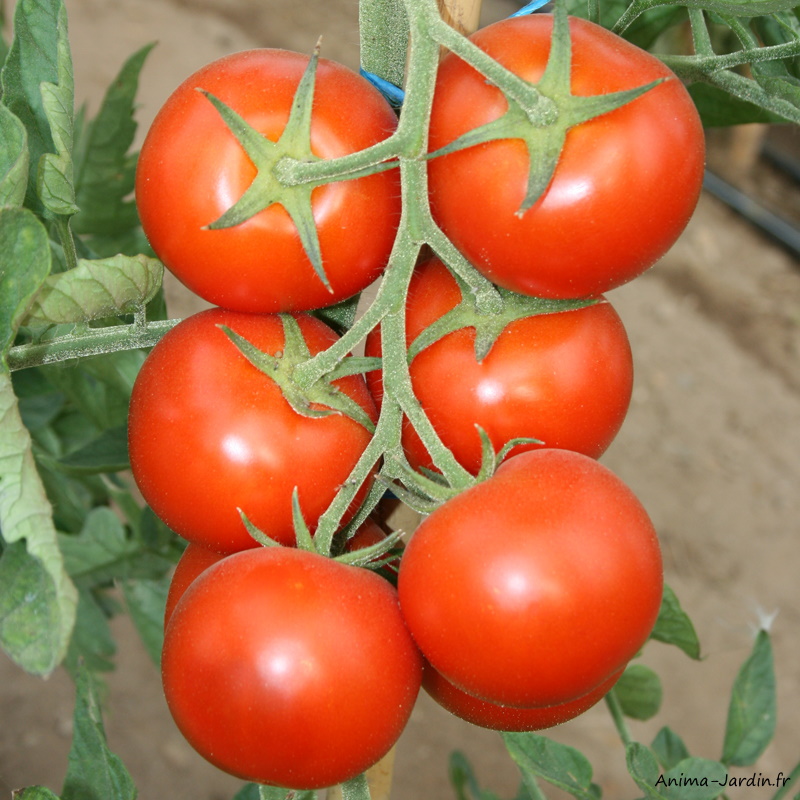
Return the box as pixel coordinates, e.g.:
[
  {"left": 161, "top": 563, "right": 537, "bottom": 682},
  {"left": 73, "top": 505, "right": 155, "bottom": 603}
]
[{"left": 702, "top": 170, "right": 800, "bottom": 260}]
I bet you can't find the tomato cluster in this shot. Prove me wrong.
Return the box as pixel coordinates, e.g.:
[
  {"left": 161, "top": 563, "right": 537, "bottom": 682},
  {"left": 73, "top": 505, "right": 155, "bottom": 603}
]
[{"left": 129, "top": 9, "right": 702, "bottom": 792}]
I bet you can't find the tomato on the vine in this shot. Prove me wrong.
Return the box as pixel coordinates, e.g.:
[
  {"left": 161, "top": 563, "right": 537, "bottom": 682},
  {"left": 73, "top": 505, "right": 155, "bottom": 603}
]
[
  {"left": 162, "top": 546, "right": 423, "bottom": 789},
  {"left": 365, "top": 258, "right": 633, "bottom": 473},
  {"left": 398, "top": 448, "right": 663, "bottom": 708},
  {"left": 423, "top": 661, "right": 623, "bottom": 732},
  {"left": 427, "top": 14, "right": 705, "bottom": 299},
  {"left": 128, "top": 309, "right": 377, "bottom": 553},
  {"left": 136, "top": 49, "right": 400, "bottom": 313}
]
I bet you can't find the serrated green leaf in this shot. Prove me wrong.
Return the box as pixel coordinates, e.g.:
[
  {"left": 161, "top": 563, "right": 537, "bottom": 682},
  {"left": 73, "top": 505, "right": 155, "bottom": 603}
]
[
  {"left": 0, "top": 103, "right": 29, "bottom": 206},
  {"left": 37, "top": 6, "right": 77, "bottom": 218},
  {"left": 1, "top": 206, "right": 52, "bottom": 356},
  {"left": 0, "top": 0, "right": 68, "bottom": 214},
  {"left": 73, "top": 44, "right": 154, "bottom": 243},
  {"left": 650, "top": 584, "right": 701, "bottom": 659},
  {"left": 61, "top": 665, "right": 137, "bottom": 800},
  {"left": 651, "top": 727, "right": 691, "bottom": 771},
  {"left": 503, "top": 732, "right": 601, "bottom": 800},
  {"left": 22, "top": 254, "right": 163, "bottom": 326},
  {"left": 721, "top": 629, "right": 776, "bottom": 766},
  {"left": 614, "top": 664, "right": 663, "bottom": 721},
  {"left": 0, "top": 370, "right": 76, "bottom": 675},
  {"left": 122, "top": 577, "right": 168, "bottom": 667}
]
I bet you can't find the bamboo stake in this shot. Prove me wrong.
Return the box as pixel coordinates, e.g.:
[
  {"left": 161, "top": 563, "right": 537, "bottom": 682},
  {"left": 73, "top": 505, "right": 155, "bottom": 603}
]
[{"left": 437, "top": 0, "right": 483, "bottom": 36}]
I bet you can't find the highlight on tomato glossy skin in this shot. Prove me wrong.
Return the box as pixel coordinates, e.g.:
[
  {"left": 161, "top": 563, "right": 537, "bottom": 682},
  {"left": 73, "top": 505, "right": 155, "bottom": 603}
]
[
  {"left": 127, "top": 308, "right": 377, "bottom": 553},
  {"left": 423, "top": 661, "right": 623, "bottom": 732},
  {"left": 427, "top": 14, "right": 705, "bottom": 299},
  {"left": 135, "top": 48, "right": 401, "bottom": 313},
  {"left": 398, "top": 448, "right": 663, "bottom": 709},
  {"left": 162, "top": 547, "right": 423, "bottom": 789},
  {"left": 365, "top": 258, "right": 633, "bottom": 474}
]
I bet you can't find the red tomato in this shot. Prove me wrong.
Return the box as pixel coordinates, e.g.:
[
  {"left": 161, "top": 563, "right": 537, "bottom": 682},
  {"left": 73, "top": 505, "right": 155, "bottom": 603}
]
[
  {"left": 136, "top": 49, "right": 400, "bottom": 313},
  {"left": 128, "top": 309, "right": 377, "bottom": 552},
  {"left": 427, "top": 15, "right": 705, "bottom": 299},
  {"left": 162, "top": 547, "right": 423, "bottom": 789},
  {"left": 423, "top": 661, "right": 623, "bottom": 732},
  {"left": 344, "top": 517, "right": 403, "bottom": 583},
  {"left": 365, "top": 258, "right": 633, "bottom": 473},
  {"left": 164, "top": 543, "right": 225, "bottom": 626},
  {"left": 398, "top": 449, "right": 663, "bottom": 708}
]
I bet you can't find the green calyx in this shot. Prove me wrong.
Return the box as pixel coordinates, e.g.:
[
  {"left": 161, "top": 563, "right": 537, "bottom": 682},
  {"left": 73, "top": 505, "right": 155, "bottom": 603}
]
[
  {"left": 428, "top": 0, "right": 664, "bottom": 214},
  {"left": 408, "top": 274, "right": 599, "bottom": 364},
  {"left": 219, "top": 314, "right": 378, "bottom": 434}
]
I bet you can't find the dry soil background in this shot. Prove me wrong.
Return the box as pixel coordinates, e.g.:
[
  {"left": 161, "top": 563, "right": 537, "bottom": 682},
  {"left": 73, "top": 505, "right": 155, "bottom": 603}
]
[{"left": 1, "top": 0, "right": 799, "bottom": 798}]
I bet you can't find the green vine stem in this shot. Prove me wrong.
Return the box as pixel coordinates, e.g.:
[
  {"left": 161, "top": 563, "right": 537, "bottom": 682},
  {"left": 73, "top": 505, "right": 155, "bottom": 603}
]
[{"left": 604, "top": 689, "right": 634, "bottom": 747}]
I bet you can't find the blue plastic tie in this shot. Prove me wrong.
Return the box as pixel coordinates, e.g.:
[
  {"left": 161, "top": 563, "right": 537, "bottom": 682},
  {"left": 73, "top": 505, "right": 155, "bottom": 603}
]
[
  {"left": 360, "top": 69, "right": 406, "bottom": 109},
  {"left": 509, "top": 0, "right": 552, "bottom": 17}
]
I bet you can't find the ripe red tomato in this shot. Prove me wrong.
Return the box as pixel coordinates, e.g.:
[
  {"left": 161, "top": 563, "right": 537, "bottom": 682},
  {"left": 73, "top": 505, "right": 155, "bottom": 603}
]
[
  {"left": 427, "top": 14, "right": 705, "bottom": 299},
  {"left": 136, "top": 49, "right": 400, "bottom": 313},
  {"left": 398, "top": 449, "right": 663, "bottom": 708},
  {"left": 423, "top": 661, "right": 623, "bottom": 732},
  {"left": 128, "top": 308, "right": 377, "bottom": 553},
  {"left": 365, "top": 258, "right": 633, "bottom": 473},
  {"left": 164, "top": 543, "right": 225, "bottom": 626},
  {"left": 162, "top": 546, "right": 423, "bottom": 789}
]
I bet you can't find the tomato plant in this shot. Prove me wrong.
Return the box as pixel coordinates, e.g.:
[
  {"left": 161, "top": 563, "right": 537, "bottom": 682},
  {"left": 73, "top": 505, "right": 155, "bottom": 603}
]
[
  {"left": 427, "top": 14, "right": 706, "bottom": 299},
  {"left": 135, "top": 48, "right": 401, "bottom": 313},
  {"left": 398, "top": 448, "right": 664, "bottom": 708},
  {"left": 162, "top": 546, "right": 423, "bottom": 789},
  {"left": 365, "top": 257, "right": 633, "bottom": 473},
  {"left": 128, "top": 308, "right": 377, "bottom": 552}
]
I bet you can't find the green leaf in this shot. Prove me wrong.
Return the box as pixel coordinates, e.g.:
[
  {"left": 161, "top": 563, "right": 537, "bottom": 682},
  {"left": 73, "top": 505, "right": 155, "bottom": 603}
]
[
  {"left": 449, "top": 751, "right": 503, "bottom": 800},
  {"left": 614, "top": 664, "right": 663, "bottom": 720},
  {"left": 122, "top": 577, "right": 169, "bottom": 667},
  {"left": 626, "top": 742, "right": 669, "bottom": 799},
  {"left": 13, "top": 788, "right": 62, "bottom": 800},
  {"left": 0, "top": 0, "right": 64, "bottom": 213},
  {"left": 341, "top": 773, "right": 371, "bottom": 800},
  {"left": 0, "top": 540, "right": 65, "bottom": 675},
  {"left": 0, "top": 103, "right": 29, "bottom": 206},
  {"left": 64, "top": 587, "right": 116, "bottom": 675},
  {"left": 502, "top": 732, "right": 601, "bottom": 800},
  {"left": 58, "top": 506, "right": 173, "bottom": 588},
  {"left": 51, "top": 424, "right": 129, "bottom": 475},
  {"left": 688, "top": 83, "right": 789, "bottom": 126},
  {"left": 721, "top": 629, "right": 776, "bottom": 766},
  {"left": 658, "top": 758, "right": 728, "bottom": 800},
  {"left": 36, "top": 0, "right": 77, "bottom": 218},
  {"left": 61, "top": 665, "right": 137, "bottom": 800},
  {"left": 22, "top": 254, "right": 163, "bottom": 326},
  {"left": 72, "top": 44, "right": 154, "bottom": 243},
  {"left": 0, "top": 206, "right": 52, "bottom": 356},
  {"left": 254, "top": 788, "right": 317, "bottom": 800},
  {"left": 650, "top": 584, "right": 701, "bottom": 659},
  {"left": 0, "top": 370, "right": 77, "bottom": 675},
  {"left": 651, "top": 727, "right": 691, "bottom": 771}
]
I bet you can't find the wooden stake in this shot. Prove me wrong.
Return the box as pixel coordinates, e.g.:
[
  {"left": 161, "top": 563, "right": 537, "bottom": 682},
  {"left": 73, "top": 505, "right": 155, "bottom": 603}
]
[{"left": 437, "top": 0, "right": 483, "bottom": 36}]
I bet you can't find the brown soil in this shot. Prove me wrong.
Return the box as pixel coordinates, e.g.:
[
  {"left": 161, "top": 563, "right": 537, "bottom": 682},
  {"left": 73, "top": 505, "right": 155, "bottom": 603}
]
[{"left": 2, "top": 1, "right": 799, "bottom": 798}]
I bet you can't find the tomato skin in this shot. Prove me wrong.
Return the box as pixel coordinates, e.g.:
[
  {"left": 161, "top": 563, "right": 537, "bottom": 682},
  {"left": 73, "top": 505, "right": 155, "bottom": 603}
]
[
  {"left": 427, "top": 15, "right": 705, "bottom": 299},
  {"left": 135, "top": 49, "right": 400, "bottom": 313},
  {"left": 128, "top": 309, "right": 377, "bottom": 552},
  {"left": 164, "top": 543, "right": 225, "bottom": 626},
  {"left": 398, "top": 449, "right": 663, "bottom": 708},
  {"left": 365, "top": 258, "right": 633, "bottom": 473},
  {"left": 162, "top": 547, "right": 423, "bottom": 789},
  {"left": 423, "top": 662, "right": 623, "bottom": 732}
]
